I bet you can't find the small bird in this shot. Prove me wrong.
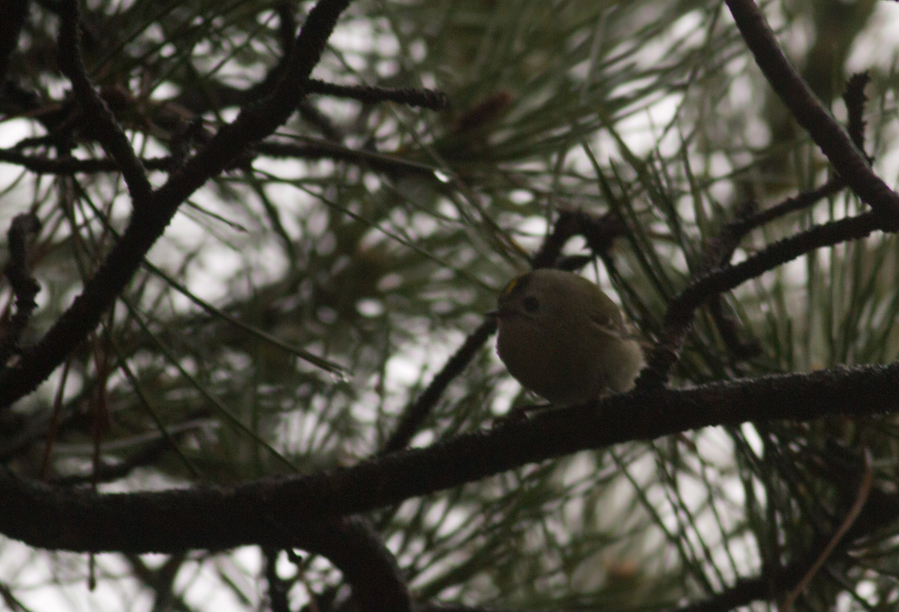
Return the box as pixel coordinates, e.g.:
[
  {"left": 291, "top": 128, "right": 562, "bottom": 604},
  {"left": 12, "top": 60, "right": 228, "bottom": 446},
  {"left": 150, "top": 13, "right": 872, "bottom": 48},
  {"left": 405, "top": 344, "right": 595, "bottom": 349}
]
[{"left": 491, "top": 269, "right": 644, "bottom": 405}]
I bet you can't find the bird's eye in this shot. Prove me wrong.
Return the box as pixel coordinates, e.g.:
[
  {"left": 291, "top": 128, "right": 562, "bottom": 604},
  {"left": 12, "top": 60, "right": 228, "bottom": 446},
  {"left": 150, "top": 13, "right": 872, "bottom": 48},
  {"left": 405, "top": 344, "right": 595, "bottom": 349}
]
[{"left": 523, "top": 296, "right": 539, "bottom": 313}]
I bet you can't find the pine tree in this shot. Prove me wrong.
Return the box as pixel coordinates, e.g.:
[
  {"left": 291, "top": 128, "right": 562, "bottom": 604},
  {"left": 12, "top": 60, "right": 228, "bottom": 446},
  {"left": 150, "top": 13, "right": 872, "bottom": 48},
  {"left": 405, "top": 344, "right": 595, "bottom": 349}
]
[{"left": 1, "top": 0, "right": 898, "bottom": 610}]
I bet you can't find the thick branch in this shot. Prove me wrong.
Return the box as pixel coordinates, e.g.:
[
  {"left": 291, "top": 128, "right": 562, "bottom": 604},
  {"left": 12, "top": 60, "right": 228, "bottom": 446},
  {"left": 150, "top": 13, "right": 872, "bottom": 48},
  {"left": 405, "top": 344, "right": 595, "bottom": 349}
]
[{"left": 1, "top": 361, "right": 897, "bottom": 553}]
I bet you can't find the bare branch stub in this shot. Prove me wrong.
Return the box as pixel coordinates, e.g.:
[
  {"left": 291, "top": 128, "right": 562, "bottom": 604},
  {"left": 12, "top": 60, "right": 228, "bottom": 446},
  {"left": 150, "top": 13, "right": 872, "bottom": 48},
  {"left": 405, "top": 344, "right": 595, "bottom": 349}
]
[
  {"left": 843, "top": 72, "right": 871, "bottom": 159},
  {"left": 0, "top": 213, "right": 42, "bottom": 370}
]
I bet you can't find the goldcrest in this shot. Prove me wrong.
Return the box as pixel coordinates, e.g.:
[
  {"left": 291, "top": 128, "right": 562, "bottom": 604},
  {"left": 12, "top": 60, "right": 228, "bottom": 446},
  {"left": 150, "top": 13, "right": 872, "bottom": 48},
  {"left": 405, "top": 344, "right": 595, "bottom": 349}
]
[{"left": 491, "top": 269, "right": 644, "bottom": 405}]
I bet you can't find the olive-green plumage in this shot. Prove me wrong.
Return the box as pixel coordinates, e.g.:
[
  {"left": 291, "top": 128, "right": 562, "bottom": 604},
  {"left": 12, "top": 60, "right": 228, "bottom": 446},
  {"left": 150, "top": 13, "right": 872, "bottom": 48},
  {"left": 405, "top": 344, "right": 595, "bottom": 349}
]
[{"left": 493, "top": 269, "right": 644, "bottom": 405}]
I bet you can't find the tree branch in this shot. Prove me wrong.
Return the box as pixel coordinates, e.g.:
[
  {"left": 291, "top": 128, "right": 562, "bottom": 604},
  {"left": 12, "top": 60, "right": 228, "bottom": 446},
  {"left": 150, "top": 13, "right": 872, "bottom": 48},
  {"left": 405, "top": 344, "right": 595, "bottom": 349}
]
[
  {"left": 725, "top": 0, "right": 899, "bottom": 228},
  {"left": 639, "top": 211, "right": 884, "bottom": 388},
  {"left": 2, "top": 361, "right": 898, "bottom": 553},
  {"left": 56, "top": 0, "right": 152, "bottom": 206},
  {"left": 0, "top": 0, "right": 354, "bottom": 410}
]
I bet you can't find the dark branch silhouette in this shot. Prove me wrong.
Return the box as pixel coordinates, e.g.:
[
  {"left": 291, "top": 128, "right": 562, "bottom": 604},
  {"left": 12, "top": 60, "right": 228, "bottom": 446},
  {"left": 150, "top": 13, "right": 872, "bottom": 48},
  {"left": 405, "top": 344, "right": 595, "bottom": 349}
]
[
  {"left": 2, "top": 360, "right": 898, "bottom": 553},
  {"left": 0, "top": 0, "right": 356, "bottom": 410},
  {"left": 0, "top": 213, "right": 42, "bottom": 367},
  {"left": 725, "top": 0, "right": 899, "bottom": 227}
]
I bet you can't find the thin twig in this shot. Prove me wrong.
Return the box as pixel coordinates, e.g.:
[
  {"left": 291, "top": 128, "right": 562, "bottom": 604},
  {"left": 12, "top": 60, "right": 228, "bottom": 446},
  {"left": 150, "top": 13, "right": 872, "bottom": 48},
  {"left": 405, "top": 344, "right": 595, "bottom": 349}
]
[
  {"left": 380, "top": 319, "right": 496, "bottom": 455},
  {"left": 307, "top": 79, "right": 448, "bottom": 110},
  {"left": 780, "top": 448, "right": 873, "bottom": 612}
]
